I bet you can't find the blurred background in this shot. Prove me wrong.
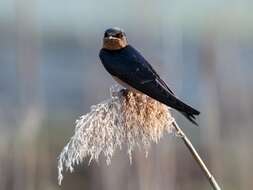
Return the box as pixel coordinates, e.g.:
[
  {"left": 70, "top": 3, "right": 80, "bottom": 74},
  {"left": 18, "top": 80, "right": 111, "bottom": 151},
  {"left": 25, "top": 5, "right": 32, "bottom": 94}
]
[{"left": 0, "top": 0, "right": 253, "bottom": 190}]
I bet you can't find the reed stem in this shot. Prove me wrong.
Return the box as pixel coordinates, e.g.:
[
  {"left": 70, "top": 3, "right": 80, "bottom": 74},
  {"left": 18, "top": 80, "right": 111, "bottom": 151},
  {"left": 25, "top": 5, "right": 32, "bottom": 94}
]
[{"left": 172, "top": 122, "right": 221, "bottom": 190}]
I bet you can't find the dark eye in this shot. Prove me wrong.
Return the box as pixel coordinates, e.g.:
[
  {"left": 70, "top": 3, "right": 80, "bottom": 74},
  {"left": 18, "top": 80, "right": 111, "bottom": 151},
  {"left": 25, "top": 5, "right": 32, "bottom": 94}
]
[
  {"left": 104, "top": 32, "right": 109, "bottom": 37},
  {"left": 115, "top": 33, "right": 123, "bottom": 38}
]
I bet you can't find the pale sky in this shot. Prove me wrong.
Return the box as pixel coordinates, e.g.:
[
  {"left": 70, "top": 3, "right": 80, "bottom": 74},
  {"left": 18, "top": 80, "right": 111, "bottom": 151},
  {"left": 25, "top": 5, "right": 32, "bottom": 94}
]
[{"left": 0, "top": 0, "right": 252, "bottom": 37}]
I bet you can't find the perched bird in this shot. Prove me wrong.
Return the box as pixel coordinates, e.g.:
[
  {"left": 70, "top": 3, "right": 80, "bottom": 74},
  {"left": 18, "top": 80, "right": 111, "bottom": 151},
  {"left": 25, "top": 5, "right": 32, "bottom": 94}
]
[{"left": 99, "top": 27, "right": 200, "bottom": 125}]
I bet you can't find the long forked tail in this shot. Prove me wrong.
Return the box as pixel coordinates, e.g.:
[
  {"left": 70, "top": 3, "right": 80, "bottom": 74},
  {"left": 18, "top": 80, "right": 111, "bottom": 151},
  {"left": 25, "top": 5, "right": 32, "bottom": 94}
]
[
  {"left": 134, "top": 80, "right": 200, "bottom": 125},
  {"left": 165, "top": 96, "right": 200, "bottom": 126},
  {"left": 181, "top": 111, "right": 200, "bottom": 126}
]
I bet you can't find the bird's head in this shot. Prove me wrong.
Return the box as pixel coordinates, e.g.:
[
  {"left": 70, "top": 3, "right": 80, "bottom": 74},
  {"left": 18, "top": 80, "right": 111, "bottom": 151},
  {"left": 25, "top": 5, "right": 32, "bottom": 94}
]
[{"left": 102, "top": 27, "right": 128, "bottom": 50}]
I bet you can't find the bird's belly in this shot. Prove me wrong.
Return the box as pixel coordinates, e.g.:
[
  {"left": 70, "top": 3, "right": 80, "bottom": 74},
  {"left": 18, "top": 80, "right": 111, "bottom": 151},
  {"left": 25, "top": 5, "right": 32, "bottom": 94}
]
[{"left": 112, "top": 76, "right": 142, "bottom": 94}]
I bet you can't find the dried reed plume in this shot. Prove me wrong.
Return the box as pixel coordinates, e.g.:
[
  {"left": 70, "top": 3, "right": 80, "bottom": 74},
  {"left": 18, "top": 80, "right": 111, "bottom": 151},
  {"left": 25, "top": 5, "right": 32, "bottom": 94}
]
[
  {"left": 57, "top": 85, "right": 175, "bottom": 185},
  {"left": 57, "top": 86, "right": 221, "bottom": 190}
]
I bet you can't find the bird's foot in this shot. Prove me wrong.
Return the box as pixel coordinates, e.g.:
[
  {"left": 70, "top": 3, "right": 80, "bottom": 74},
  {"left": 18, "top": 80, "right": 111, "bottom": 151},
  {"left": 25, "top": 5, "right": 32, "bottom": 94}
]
[{"left": 119, "top": 88, "right": 129, "bottom": 97}]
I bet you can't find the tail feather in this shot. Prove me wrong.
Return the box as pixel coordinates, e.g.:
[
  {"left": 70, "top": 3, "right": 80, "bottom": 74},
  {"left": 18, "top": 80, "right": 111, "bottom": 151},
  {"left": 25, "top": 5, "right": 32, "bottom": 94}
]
[
  {"left": 181, "top": 111, "right": 199, "bottom": 126},
  {"left": 167, "top": 96, "right": 200, "bottom": 126},
  {"left": 135, "top": 80, "right": 200, "bottom": 125}
]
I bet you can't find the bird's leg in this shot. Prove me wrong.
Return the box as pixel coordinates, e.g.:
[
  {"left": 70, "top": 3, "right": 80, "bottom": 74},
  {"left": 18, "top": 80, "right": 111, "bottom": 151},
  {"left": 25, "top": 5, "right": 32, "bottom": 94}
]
[{"left": 119, "top": 88, "right": 129, "bottom": 97}]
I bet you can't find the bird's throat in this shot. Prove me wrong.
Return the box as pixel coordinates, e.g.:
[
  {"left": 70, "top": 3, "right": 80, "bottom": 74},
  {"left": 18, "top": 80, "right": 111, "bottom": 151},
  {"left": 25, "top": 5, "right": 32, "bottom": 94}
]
[{"left": 103, "top": 37, "right": 127, "bottom": 50}]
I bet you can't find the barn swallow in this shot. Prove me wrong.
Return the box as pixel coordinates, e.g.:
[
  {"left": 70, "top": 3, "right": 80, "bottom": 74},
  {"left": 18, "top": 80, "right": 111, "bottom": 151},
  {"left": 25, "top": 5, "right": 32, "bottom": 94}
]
[{"left": 99, "top": 27, "right": 200, "bottom": 125}]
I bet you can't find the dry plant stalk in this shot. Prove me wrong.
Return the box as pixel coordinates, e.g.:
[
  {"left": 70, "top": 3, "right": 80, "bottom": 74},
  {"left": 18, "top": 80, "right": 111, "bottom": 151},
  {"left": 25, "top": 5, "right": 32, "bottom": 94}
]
[
  {"left": 57, "top": 85, "right": 221, "bottom": 190},
  {"left": 172, "top": 122, "right": 221, "bottom": 190}
]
